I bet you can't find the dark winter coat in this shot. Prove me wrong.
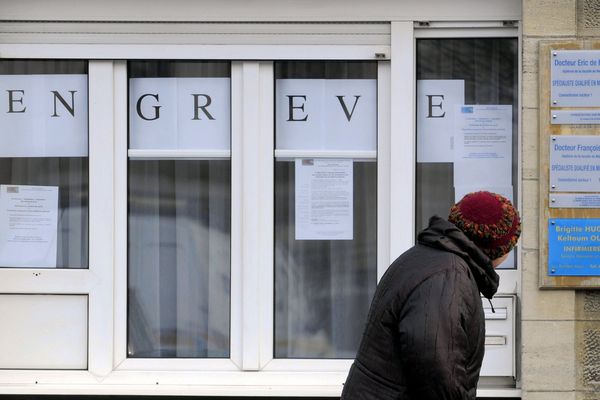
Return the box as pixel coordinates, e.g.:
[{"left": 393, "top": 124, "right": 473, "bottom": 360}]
[{"left": 341, "top": 216, "right": 500, "bottom": 400}]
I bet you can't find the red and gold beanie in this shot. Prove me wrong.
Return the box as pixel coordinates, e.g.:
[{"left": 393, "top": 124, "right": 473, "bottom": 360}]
[{"left": 448, "top": 191, "right": 521, "bottom": 260}]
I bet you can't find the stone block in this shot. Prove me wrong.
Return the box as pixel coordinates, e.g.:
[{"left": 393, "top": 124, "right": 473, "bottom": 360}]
[
  {"left": 524, "top": 0, "right": 577, "bottom": 37},
  {"left": 576, "top": 292, "right": 600, "bottom": 321},
  {"left": 522, "top": 180, "right": 540, "bottom": 250},
  {"left": 522, "top": 320, "right": 576, "bottom": 392},
  {"left": 522, "top": 108, "right": 540, "bottom": 180},
  {"left": 577, "top": 0, "right": 600, "bottom": 37},
  {"left": 523, "top": 38, "right": 540, "bottom": 75},
  {"left": 524, "top": 392, "right": 575, "bottom": 400},
  {"left": 523, "top": 71, "right": 539, "bottom": 110},
  {"left": 522, "top": 250, "right": 576, "bottom": 320},
  {"left": 576, "top": 320, "right": 600, "bottom": 392}
]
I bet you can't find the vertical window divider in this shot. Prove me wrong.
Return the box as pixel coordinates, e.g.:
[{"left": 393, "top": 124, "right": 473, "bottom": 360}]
[
  {"left": 237, "top": 61, "right": 274, "bottom": 371},
  {"left": 234, "top": 62, "right": 261, "bottom": 371},
  {"left": 390, "top": 21, "right": 416, "bottom": 261},
  {"left": 257, "top": 61, "right": 275, "bottom": 369},
  {"left": 230, "top": 61, "right": 244, "bottom": 370},
  {"left": 88, "top": 60, "right": 117, "bottom": 376},
  {"left": 113, "top": 60, "right": 128, "bottom": 369},
  {"left": 377, "top": 61, "right": 392, "bottom": 281}
]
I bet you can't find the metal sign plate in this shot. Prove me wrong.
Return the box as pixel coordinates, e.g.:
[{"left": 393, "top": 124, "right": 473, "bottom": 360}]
[
  {"left": 549, "top": 135, "right": 600, "bottom": 192},
  {"left": 551, "top": 50, "right": 600, "bottom": 107},
  {"left": 548, "top": 218, "right": 600, "bottom": 276}
]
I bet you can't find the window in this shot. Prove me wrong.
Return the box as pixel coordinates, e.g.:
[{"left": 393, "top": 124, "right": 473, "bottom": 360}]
[
  {"left": 0, "top": 60, "right": 88, "bottom": 269},
  {"left": 274, "top": 61, "right": 378, "bottom": 358},
  {"left": 127, "top": 61, "right": 231, "bottom": 358},
  {"left": 415, "top": 38, "right": 519, "bottom": 269}
]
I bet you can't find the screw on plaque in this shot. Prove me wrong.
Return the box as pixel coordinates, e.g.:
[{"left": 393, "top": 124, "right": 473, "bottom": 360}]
[
  {"left": 552, "top": 185, "right": 556, "bottom": 189},
  {"left": 551, "top": 198, "right": 556, "bottom": 203},
  {"left": 552, "top": 137, "right": 556, "bottom": 141},
  {"left": 553, "top": 114, "right": 557, "bottom": 119},
  {"left": 553, "top": 100, "right": 558, "bottom": 104},
  {"left": 551, "top": 221, "right": 556, "bottom": 225},
  {"left": 553, "top": 52, "right": 557, "bottom": 56},
  {"left": 551, "top": 268, "right": 556, "bottom": 273}
]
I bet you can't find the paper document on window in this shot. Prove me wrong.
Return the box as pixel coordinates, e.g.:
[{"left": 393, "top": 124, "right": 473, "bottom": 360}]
[
  {"left": 417, "top": 80, "right": 465, "bottom": 162},
  {"left": 453, "top": 105, "right": 513, "bottom": 187},
  {"left": 0, "top": 185, "right": 59, "bottom": 268},
  {"left": 276, "top": 79, "right": 377, "bottom": 151},
  {"left": 295, "top": 159, "right": 353, "bottom": 240},
  {"left": 0, "top": 75, "right": 88, "bottom": 157}
]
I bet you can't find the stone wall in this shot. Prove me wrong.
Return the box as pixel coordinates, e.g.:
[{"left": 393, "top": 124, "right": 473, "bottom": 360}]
[
  {"left": 523, "top": 1, "right": 600, "bottom": 399},
  {"left": 522, "top": 0, "right": 576, "bottom": 399}
]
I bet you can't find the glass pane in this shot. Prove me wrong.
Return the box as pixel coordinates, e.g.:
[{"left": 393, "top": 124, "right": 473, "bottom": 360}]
[
  {"left": 274, "top": 61, "right": 377, "bottom": 358},
  {"left": 127, "top": 61, "right": 231, "bottom": 358},
  {"left": 415, "top": 38, "right": 518, "bottom": 269},
  {"left": 0, "top": 60, "right": 88, "bottom": 269}
]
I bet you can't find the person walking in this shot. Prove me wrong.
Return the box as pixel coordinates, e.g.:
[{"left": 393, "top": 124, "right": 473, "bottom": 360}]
[{"left": 341, "top": 191, "right": 521, "bottom": 400}]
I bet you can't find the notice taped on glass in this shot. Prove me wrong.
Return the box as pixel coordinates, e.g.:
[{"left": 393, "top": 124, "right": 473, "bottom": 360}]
[
  {"left": 0, "top": 185, "right": 59, "bottom": 268},
  {"left": 295, "top": 158, "right": 353, "bottom": 241}
]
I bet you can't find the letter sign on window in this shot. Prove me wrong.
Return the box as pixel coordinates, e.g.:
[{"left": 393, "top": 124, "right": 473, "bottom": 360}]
[
  {"left": 276, "top": 79, "right": 376, "bottom": 151},
  {"left": 0, "top": 75, "right": 88, "bottom": 157},
  {"left": 129, "top": 78, "right": 231, "bottom": 150}
]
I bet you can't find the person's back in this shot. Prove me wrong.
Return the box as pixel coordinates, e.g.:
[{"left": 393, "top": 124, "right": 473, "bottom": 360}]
[{"left": 341, "top": 191, "right": 521, "bottom": 400}]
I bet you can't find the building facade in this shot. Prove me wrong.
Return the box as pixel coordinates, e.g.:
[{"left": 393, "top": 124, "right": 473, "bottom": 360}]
[{"left": 0, "top": 0, "right": 596, "bottom": 399}]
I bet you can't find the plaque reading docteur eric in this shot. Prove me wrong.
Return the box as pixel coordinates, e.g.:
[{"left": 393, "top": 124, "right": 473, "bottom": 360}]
[{"left": 548, "top": 218, "right": 600, "bottom": 276}]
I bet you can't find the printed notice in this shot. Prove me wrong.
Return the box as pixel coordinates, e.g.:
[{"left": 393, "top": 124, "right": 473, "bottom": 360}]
[
  {"left": 0, "top": 185, "right": 59, "bottom": 268},
  {"left": 454, "top": 105, "right": 513, "bottom": 187},
  {"left": 417, "top": 80, "right": 465, "bottom": 163},
  {"left": 295, "top": 159, "right": 353, "bottom": 240}
]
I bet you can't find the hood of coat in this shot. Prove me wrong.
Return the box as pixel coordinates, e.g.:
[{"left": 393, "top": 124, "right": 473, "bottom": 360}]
[{"left": 417, "top": 215, "right": 500, "bottom": 299}]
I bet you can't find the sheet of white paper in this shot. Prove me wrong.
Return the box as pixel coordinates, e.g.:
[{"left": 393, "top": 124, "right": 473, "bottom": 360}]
[
  {"left": 454, "top": 185, "right": 516, "bottom": 270},
  {"left": 0, "top": 185, "right": 59, "bottom": 268},
  {"left": 417, "top": 80, "right": 465, "bottom": 162},
  {"left": 129, "top": 77, "right": 231, "bottom": 150},
  {"left": 276, "top": 79, "right": 376, "bottom": 151},
  {"left": 295, "top": 159, "right": 353, "bottom": 240},
  {"left": 454, "top": 186, "right": 514, "bottom": 204},
  {"left": 0, "top": 75, "right": 88, "bottom": 157},
  {"left": 454, "top": 105, "right": 513, "bottom": 187}
]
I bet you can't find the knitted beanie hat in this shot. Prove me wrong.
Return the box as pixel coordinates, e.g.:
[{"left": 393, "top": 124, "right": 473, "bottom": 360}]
[{"left": 448, "top": 191, "right": 521, "bottom": 260}]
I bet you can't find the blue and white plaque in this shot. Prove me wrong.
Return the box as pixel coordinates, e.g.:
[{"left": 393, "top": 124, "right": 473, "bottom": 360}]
[
  {"left": 551, "top": 50, "right": 600, "bottom": 107},
  {"left": 548, "top": 219, "right": 600, "bottom": 276},
  {"left": 549, "top": 135, "right": 600, "bottom": 192}
]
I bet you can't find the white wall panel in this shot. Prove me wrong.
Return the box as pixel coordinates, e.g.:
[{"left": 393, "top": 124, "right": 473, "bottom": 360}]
[
  {"left": 0, "top": 0, "right": 520, "bottom": 22},
  {"left": 0, "top": 294, "right": 87, "bottom": 369}
]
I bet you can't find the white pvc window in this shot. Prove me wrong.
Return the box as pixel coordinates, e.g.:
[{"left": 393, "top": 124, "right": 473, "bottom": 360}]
[
  {"left": 274, "top": 61, "right": 378, "bottom": 359},
  {"left": 415, "top": 38, "right": 519, "bottom": 270},
  {"left": 0, "top": 59, "right": 88, "bottom": 269},
  {"left": 127, "top": 61, "right": 231, "bottom": 358}
]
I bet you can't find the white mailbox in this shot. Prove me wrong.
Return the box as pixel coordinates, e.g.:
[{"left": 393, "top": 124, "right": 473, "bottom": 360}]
[{"left": 480, "top": 295, "right": 516, "bottom": 378}]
